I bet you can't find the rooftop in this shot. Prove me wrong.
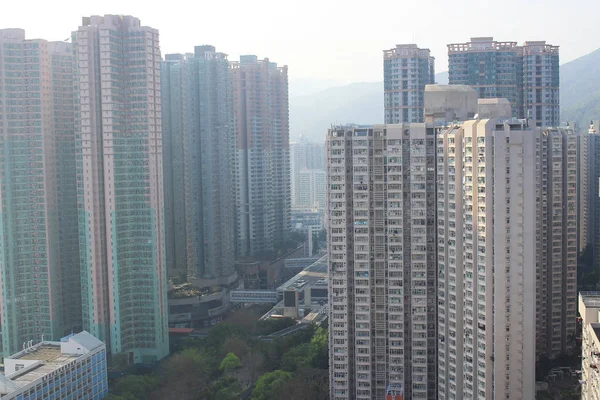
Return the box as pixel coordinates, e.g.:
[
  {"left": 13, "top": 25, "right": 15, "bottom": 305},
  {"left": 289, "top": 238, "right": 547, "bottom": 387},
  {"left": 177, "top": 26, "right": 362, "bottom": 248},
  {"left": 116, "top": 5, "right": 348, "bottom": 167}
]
[
  {"left": 581, "top": 292, "right": 600, "bottom": 309},
  {"left": 278, "top": 255, "right": 327, "bottom": 293},
  {"left": 168, "top": 283, "right": 223, "bottom": 299},
  {"left": 8, "top": 344, "right": 75, "bottom": 387},
  {"left": 1, "top": 331, "right": 103, "bottom": 393}
]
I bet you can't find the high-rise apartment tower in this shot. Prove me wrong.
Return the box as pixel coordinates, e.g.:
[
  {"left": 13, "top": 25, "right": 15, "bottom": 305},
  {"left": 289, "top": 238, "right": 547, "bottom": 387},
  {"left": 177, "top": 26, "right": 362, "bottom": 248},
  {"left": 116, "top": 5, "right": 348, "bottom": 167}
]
[
  {"left": 327, "top": 124, "right": 438, "bottom": 400},
  {"left": 73, "top": 15, "right": 169, "bottom": 363},
  {"left": 448, "top": 37, "right": 559, "bottom": 127},
  {"left": 578, "top": 121, "right": 600, "bottom": 272},
  {"left": 162, "top": 46, "right": 236, "bottom": 283},
  {"left": 232, "top": 55, "right": 290, "bottom": 257},
  {"left": 437, "top": 111, "right": 577, "bottom": 400},
  {"left": 291, "top": 138, "right": 326, "bottom": 211},
  {"left": 384, "top": 44, "right": 435, "bottom": 124},
  {"left": 0, "top": 29, "right": 81, "bottom": 356}
]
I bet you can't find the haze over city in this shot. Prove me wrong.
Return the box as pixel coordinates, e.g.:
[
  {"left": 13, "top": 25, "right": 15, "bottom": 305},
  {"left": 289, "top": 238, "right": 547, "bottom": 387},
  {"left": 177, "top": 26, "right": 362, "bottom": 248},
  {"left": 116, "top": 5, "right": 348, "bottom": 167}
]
[
  {"left": 0, "top": 1, "right": 600, "bottom": 399},
  {"left": 2, "top": 0, "right": 600, "bottom": 85}
]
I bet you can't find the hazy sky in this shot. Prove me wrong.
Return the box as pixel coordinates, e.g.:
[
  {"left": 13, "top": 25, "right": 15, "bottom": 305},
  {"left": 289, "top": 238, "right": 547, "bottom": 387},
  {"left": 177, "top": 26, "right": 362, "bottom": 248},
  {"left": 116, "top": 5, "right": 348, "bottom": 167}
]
[{"left": 2, "top": 0, "right": 599, "bottom": 85}]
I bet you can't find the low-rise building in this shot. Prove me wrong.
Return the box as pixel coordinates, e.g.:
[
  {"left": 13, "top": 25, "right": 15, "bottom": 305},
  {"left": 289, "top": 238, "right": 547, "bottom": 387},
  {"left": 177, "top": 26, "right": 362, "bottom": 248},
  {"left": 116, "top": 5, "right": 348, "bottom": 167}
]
[
  {"left": 167, "top": 283, "right": 233, "bottom": 329},
  {"left": 0, "top": 331, "right": 107, "bottom": 400},
  {"left": 580, "top": 292, "right": 600, "bottom": 399}
]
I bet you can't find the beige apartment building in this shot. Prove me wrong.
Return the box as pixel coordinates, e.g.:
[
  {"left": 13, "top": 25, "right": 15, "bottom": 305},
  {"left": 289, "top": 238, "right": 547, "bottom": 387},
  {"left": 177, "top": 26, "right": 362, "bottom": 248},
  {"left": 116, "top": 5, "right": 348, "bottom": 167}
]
[
  {"left": 437, "top": 103, "right": 577, "bottom": 400},
  {"left": 327, "top": 123, "right": 438, "bottom": 399},
  {"left": 326, "top": 84, "right": 577, "bottom": 400},
  {"left": 580, "top": 292, "right": 600, "bottom": 400},
  {"left": 231, "top": 55, "right": 290, "bottom": 258}
]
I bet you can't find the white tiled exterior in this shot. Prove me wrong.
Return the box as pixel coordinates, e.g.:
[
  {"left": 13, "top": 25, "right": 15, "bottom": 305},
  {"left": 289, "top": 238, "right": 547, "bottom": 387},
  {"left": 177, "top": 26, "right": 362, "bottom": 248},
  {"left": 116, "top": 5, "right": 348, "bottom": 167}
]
[
  {"left": 295, "top": 169, "right": 326, "bottom": 211},
  {"left": 327, "top": 124, "right": 437, "bottom": 400},
  {"left": 437, "top": 119, "right": 577, "bottom": 400}
]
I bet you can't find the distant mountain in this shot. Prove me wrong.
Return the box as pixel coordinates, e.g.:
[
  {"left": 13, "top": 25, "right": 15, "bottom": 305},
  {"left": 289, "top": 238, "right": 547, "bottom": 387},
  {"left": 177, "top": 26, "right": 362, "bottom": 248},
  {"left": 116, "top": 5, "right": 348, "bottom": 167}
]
[
  {"left": 289, "top": 78, "right": 345, "bottom": 97},
  {"left": 289, "top": 72, "right": 449, "bottom": 142},
  {"left": 290, "top": 82, "right": 383, "bottom": 142},
  {"left": 436, "top": 71, "right": 449, "bottom": 85},
  {"left": 561, "top": 48, "right": 600, "bottom": 129},
  {"left": 290, "top": 49, "right": 600, "bottom": 142}
]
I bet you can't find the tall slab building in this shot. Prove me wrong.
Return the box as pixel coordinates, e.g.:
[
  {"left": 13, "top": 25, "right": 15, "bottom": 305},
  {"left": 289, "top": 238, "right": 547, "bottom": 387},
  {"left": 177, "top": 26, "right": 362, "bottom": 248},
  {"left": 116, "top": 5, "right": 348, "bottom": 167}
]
[
  {"left": 73, "top": 15, "right": 168, "bottom": 363},
  {"left": 290, "top": 138, "right": 326, "bottom": 211},
  {"left": 161, "top": 54, "right": 189, "bottom": 279},
  {"left": 448, "top": 37, "right": 559, "bottom": 128},
  {"left": 437, "top": 115, "right": 577, "bottom": 400},
  {"left": 327, "top": 124, "right": 438, "bottom": 400},
  {"left": 232, "top": 55, "right": 290, "bottom": 257},
  {"left": 384, "top": 44, "right": 435, "bottom": 124},
  {"left": 578, "top": 121, "right": 600, "bottom": 272},
  {"left": 0, "top": 29, "right": 81, "bottom": 356},
  {"left": 162, "top": 46, "right": 236, "bottom": 283}
]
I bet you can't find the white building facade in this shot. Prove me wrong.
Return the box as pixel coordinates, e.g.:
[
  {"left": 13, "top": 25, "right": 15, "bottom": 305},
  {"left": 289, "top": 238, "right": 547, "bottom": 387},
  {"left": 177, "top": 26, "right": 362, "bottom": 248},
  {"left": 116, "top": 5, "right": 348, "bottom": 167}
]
[
  {"left": 327, "top": 124, "right": 437, "bottom": 400},
  {"left": 580, "top": 292, "right": 600, "bottom": 400},
  {"left": 437, "top": 117, "right": 577, "bottom": 400},
  {"left": 291, "top": 139, "right": 326, "bottom": 212}
]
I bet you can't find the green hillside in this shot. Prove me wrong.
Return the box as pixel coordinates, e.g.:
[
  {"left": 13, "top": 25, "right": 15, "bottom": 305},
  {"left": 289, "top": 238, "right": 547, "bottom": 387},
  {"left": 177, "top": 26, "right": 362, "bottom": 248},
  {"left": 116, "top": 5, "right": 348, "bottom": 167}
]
[{"left": 561, "top": 48, "right": 600, "bottom": 128}]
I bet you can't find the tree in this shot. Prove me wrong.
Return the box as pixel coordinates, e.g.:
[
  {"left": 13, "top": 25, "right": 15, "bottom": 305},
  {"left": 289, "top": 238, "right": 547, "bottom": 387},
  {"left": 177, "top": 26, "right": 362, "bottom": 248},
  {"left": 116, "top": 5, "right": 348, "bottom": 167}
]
[
  {"left": 245, "top": 349, "right": 266, "bottom": 383},
  {"left": 113, "top": 375, "right": 160, "bottom": 399},
  {"left": 148, "top": 349, "right": 211, "bottom": 400},
  {"left": 104, "top": 395, "right": 130, "bottom": 400},
  {"left": 275, "top": 368, "right": 329, "bottom": 400},
  {"left": 209, "top": 376, "right": 244, "bottom": 400},
  {"left": 308, "top": 327, "right": 329, "bottom": 369},
  {"left": 206, "top": 323, "right": 247, "bottom": 349},
  {"left": 223, "top": 336, "right": 250, "bottom": 360},
  {"left": 226, "top": 310, "right": 259, "bottom": 331},
  {"left": 251, "top": 370, "right": 293, "bottom": 400},
  {"left": 280, "top": 343, "right": 310, "bottom": 372},
  {"left": 110, "top": 353, "right": 129, "bottom": 370},
  {"left": 255, "top": 317, "right": 296, "bottom": 336},
  {"left": 220, "top": 352, "right": 242, "bottom": 373}
]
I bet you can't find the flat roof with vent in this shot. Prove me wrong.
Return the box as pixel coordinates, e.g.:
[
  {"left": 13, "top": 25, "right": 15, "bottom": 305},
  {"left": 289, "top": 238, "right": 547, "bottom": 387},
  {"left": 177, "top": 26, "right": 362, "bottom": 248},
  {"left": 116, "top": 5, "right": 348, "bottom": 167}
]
[
  {"left": 7, "top": 344, "right": 77, "bottom": 387},
  {"left": 581, "top": 292, "right": 600, "bottom": 309},
  {"left": 0, "top": 331, "right": 104, "bottom": 394}
]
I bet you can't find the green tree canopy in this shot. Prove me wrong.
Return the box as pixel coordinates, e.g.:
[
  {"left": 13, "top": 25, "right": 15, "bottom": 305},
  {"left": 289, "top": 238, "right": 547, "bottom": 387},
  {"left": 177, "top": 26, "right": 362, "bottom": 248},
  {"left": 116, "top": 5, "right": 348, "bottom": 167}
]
[
  {"left": 254, "top": 317, "right": 296, "bottom": 336},
  {"left": 280, "top": 343, "right": 310, "bottom": 372},
  {"left": 220, "top": 352, "right": 242, "bottom": 373},
  {"left": 251, "top": 370, "right": 293, "bottom": 400},
  {"left": 308, "top": 327, "right": 329, "bottom": 369},
  {"left": 113, "top": 375, "right": 160, "bottom": 399}
]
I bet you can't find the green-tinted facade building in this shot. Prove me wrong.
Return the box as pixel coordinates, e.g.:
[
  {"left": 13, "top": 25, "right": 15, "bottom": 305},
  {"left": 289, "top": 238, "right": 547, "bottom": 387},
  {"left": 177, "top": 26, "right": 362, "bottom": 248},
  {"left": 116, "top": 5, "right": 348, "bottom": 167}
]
[
  {"left": 162, "top": 46, "right": 237, "bottom": 283},
  {"left": 383, "top": 44, "right": 435, "bottom": 123},
  {"left": 448, "top": 37, "right": 559, "bottom": 127},
  {"left": 0, "top": 29, "right": 81, "bottom": 357},
  {"left": 73, "top": 15, "right": 169, "bottom": 364}
]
